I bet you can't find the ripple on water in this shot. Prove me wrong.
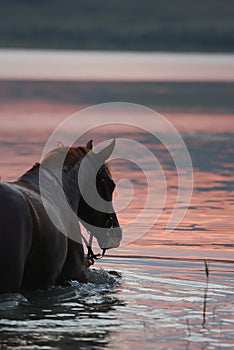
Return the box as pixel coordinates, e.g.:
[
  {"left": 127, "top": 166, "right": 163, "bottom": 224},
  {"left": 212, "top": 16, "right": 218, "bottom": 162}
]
[{"left": 0, "top": 260, "right": 233, "bottom": 350}]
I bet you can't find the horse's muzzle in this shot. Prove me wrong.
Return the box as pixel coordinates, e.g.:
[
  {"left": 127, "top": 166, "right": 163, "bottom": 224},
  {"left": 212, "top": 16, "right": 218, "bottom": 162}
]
[{"left": 100, "top": 226, "right": 122, "bottom": 249}]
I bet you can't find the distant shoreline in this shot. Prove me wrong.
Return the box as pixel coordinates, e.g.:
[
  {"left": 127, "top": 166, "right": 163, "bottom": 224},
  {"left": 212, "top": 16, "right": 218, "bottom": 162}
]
[{"left": 1, "top": 0, "right": 233, "bottom": 53}]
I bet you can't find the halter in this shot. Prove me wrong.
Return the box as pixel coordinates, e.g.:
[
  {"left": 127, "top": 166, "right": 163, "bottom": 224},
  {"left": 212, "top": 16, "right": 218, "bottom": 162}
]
[
  {"left": 81, "top": 162, "right": 111, "bottom": 260},
  {"left": 81, "top": 229, "right": 107, "bottom": 260}
]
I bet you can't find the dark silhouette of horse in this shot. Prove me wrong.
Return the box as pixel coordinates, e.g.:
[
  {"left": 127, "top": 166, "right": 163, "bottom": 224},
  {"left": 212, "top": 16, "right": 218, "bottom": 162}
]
[{"left": 0, "top": 140, "right": 122, "bottom": 293}]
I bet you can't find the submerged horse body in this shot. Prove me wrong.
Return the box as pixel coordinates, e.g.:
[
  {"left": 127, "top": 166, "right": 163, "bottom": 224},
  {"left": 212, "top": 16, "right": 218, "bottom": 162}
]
[{"left": 0, "top": 140, "right": 122, "bottom": 293}]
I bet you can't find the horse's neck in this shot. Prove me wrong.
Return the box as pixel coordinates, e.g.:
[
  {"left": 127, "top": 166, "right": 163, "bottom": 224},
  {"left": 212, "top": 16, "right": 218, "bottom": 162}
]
[
  {"left": 18, "top": 162, "right": 81, "bottom": 214},
  {"left": 62, "top": 162, "right": 81, "bottom": 212}
]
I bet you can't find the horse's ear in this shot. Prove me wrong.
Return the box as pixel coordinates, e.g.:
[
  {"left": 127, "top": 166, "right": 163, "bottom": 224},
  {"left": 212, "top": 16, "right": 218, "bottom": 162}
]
[
  {"left": 57, "top": 141, "right": 66, "bottom": 148},
  {"left": 97, "top": 139, "right": 115, "bottom": 163},
  {"left": 86, "top": 139, "right": 93, "bottom": 151}
]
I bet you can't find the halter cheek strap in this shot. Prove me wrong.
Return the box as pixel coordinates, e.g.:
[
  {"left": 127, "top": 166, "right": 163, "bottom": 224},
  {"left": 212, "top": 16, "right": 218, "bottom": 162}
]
[
  {"left": 87, "top": 245, "right": 106, "bottom": 260},
  {"left": 68, "top": 153, "right": 109, "bottom": 261},
  {"left": 81, "top": 230, "right": 106, "bottom": 261}
]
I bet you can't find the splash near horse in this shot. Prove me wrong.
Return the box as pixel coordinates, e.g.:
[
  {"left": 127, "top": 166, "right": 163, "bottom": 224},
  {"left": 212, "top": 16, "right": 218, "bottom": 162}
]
[{"left": 0, "top": 140, "right": 122, "bottom": 293}]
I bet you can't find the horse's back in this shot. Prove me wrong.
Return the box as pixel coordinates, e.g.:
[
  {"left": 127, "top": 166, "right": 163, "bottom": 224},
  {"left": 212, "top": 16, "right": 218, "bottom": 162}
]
[{"left": 0, "top": 182, "right": 32, "bottom": 293}]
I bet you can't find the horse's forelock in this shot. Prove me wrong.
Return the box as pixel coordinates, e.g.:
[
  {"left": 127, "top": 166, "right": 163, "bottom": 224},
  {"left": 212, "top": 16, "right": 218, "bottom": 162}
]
[{"left": 74, "top": 146, "right": 88, "bottom": 157}]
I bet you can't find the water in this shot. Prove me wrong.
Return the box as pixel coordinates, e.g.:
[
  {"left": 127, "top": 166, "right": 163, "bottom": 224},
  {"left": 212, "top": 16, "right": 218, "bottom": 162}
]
[
  {"left": 0, "top": 50, "right": 234, "bottom": 81},
  {"left": 0, "top": 260, "right": 233, "bottom": 349},
  {"left": 0, "top": 51, "right": 234, "bottom": 349}
]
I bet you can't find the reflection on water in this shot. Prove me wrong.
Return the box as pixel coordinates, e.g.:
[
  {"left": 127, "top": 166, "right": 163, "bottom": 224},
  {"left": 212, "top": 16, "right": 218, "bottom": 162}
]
[
  {"left": 0, "top": 269, "right": 120, "bottom": 349},
  {"left": 0, "top": 261, "right": 233, "bottom": 350},
  {"left": 1, "top": 50, "right": 234, "bottom": 81},
  {"left": 0, "top": 80, "right": 234, "bottom": 349},
  {"left": 1, "top": 104, "right": 233, "bottom": 260}
]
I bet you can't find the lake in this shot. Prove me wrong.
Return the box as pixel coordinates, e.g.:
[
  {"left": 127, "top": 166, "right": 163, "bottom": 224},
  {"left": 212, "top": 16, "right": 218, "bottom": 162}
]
[{"left": 0, "top": 51, "right": 234, "bottom": 349}]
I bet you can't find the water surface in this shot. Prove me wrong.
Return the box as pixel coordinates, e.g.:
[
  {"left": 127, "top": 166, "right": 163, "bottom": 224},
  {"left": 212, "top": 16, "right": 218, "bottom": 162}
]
[
  {"left": 0, "top": 50, "right": 234, "bottom": 81},
  {"left": 0, "top": 57, "right": 234, "bottom": 348}
]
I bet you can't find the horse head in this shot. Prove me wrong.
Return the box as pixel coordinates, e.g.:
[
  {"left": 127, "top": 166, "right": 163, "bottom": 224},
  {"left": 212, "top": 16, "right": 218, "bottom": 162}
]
[
  {"left": 39, "top": 139, "right": 122, "bottom": 253},
  {"left": 77, "top": 140, "right": 122, "bottom": 252}
]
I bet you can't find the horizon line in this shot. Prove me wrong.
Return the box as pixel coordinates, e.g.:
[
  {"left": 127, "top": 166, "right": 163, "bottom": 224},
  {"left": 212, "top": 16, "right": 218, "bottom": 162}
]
[{"left": 0, "top": 49, "right": 234, "bottom": 82}]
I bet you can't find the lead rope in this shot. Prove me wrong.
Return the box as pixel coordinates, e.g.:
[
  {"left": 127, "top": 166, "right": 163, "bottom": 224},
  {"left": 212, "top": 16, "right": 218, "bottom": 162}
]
[{"left": 81, "top": 230, "right": 106, "bottom": 261}]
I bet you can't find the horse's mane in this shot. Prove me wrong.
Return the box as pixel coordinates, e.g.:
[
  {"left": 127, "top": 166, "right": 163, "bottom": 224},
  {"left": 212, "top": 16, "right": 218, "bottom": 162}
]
[
  {"left": 26, "top": 145, "right": 111, "bottom": 176},
  {"left": 27, "top": 162, "right": 40, "bottom": 173},
  {"left": 42, "top": 146, "right": 89, "bottom": 166}
]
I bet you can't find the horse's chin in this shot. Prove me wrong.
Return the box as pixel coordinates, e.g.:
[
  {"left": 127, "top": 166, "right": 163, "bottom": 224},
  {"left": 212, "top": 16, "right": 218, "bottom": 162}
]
[{"left": 96, "top": 226, "right": 122, "bottom": 250}]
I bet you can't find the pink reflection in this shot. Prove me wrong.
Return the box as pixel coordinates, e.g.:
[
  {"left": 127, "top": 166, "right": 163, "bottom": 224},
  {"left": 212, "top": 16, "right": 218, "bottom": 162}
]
[
  {"left": 0, "top": 50, "right": 234, "bottom": 82},
  {"left": 0, "top": 100, "right": 234, "bottom": 261},
  {"left": 0, "top": 101, "right": 82, "bottom": 180}
]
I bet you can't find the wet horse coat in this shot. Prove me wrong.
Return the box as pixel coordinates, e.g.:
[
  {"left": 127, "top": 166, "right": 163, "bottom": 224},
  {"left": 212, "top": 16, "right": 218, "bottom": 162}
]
[{"left": 0, "top": 140, "right": 121, "bottom": 293}]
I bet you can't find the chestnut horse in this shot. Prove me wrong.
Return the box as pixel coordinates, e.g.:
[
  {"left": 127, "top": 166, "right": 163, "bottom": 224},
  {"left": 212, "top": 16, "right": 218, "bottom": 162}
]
[{"left": 0, "top": 140, "right": 122, "bottom": 293}]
